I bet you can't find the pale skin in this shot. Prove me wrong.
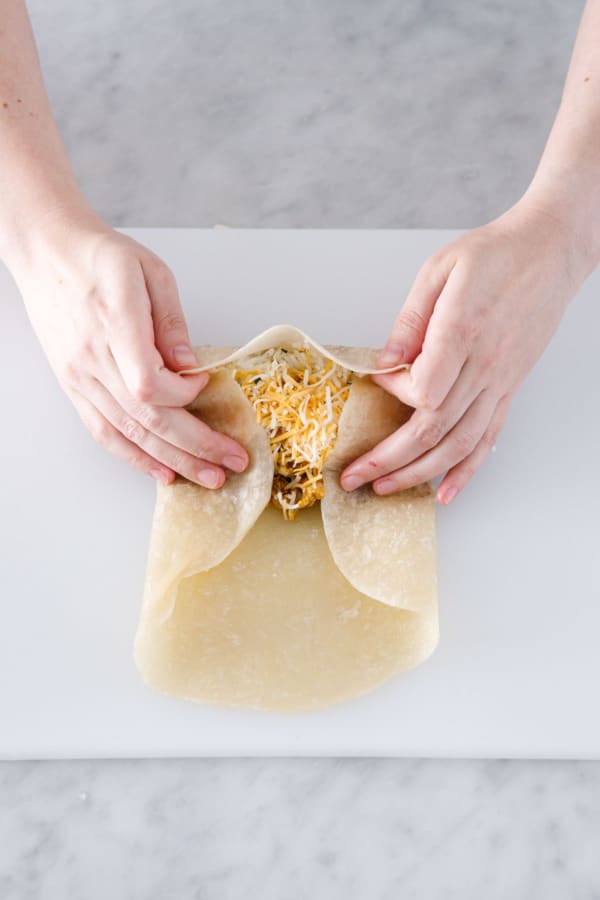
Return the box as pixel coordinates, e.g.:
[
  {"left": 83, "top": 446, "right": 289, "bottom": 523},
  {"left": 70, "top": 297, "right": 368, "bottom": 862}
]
[
  {"left": 0, "top": 0, "right": 248, "bottom": 489},
  {"left": 1, "top": 1, "right": 599, "bottom": 501},
  {"left": 343, "top": 0, "right": 600, "bottom": 503}
]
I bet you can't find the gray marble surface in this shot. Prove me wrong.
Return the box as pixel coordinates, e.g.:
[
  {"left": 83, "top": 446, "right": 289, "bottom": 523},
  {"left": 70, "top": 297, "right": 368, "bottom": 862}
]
[
  {"left": 2, "top": 759, "right": 600, "bottom": 898},
  {"left": 3, "top": 0, "right": 599, "bottom": 896},
  {"left": 30, "top": 0, "right": 578, "bottom": 229}
]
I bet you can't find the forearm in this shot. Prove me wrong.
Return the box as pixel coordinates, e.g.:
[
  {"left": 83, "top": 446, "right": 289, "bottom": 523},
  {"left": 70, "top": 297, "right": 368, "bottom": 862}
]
[
  {"left": 0, "top": 0, "right": 98, "bottom": 267},
  {"left": 524, "top": 0, "right": 600, "bottom": 267}
]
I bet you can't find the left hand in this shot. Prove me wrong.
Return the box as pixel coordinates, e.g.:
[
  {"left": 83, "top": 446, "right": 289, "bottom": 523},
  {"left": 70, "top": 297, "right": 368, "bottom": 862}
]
[{"left": 340, "top": 200, "right": 596, "bottom": 504}]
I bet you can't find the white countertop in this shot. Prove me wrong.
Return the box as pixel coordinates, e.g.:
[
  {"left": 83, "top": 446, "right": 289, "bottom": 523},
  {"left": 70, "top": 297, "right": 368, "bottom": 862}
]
[{"left": 2, "top": 227, "right": 600, "bottom": 760}]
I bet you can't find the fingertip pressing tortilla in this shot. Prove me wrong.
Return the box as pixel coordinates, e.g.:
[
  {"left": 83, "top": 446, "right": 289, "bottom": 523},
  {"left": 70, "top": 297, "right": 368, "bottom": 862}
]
[{"left": 134, "top": 325, "right": 438, "bottom": 711}]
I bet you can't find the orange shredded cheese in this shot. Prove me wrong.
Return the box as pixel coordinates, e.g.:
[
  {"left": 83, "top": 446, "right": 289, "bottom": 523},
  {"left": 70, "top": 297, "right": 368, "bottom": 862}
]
[{"left": 232, "top": 346, "right": 352, "bottom": 519}]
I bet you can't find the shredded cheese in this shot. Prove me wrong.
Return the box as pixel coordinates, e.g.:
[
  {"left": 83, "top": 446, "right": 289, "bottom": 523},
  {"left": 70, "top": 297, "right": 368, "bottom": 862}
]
[{"left": 231, "top": 346, "right": 352, "bottom": 520}]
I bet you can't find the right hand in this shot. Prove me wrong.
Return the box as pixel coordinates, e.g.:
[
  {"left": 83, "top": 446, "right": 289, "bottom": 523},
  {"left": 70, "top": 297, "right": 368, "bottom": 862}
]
[{"left": 10, "top": 210, "right": 249, "bottom": 488}]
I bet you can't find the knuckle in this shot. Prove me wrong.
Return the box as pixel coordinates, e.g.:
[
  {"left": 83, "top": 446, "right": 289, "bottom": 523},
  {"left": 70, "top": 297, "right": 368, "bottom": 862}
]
[
  {"left": 427, "top": 248, "right": 448, "bottom": 270},
  {"left": 396, "top": 307, "right": 427, "bottom": 338},
  {"left": 118, "top": 251, "right": 143, "bottom": 278},
  {"left": 62, "top": 360, "right": 81, "bottom": 386},
  {"left": 482, "top": 425, "right": 501, "bottom": 449},
  {"left": 156, "top": 310, "right": 186, "bottom": 335},
  {"left": 90, "top": 417, "right": 112, "bottom": 447},
  {"left": 410, "top": 377, "right": 440, "bottom": 410},
  {"left": 498, "top": 393, "right": 513, "bottom": 414},
  {"left": 415, "top": 259, "right": 439, "bottom": 291},
  {"left": 191, "top": 430, "right": 221, "bottom": 461},
  {"left": 121, "top": 417, "right": 147, "bottom": 445},
  {"left": 130, "top": 371, "right": 159, "bottom": 403},
  {"left": 190, "top": 442, "right": 212, "bottom": 461},
  {"left": 92, "top": 282, "right": 125, "bottom": 319},
  {"left": 452, "top": 428, "right": 478, "bottom": 457},
  {"left": 389, "top": 470, "right": 419, "bottom": 493},
  {"left": 98, "top": 297, "right": 120, "bottom": 326},
  {"left": 82, "top": 282, "right": 102, "bottom": 307},
  {"left": 412, "top": 388, "right": 435, "bottom": 410},
  {"left": 73, "top": 338, "right": 96, "bottom": 364},
  {"left": 63, "top": 344, "right": 95, "bottom": 385},
  {"left": 167, "top": 450, "right": 188, "bottom": 475},
  {"left": 412, "top": 417, "right": 445, "bottom": 449},
  {"left": 464, "top": 317, "right": 482, "bottom": 346},
  {"left": 187, "top": 422, "right": 217, "bottom": 460},
  {"left": 148, "top": 257, "right": 175, "bottom": 290},
  {"left": 137, "top": 404, "right": 163, "bottom": 433},
  {"left": 477, "top": 352, "right": 496, "bottom": 378},
  {"left": 125, "top": 450, "right": 147, "bottom": 471}
]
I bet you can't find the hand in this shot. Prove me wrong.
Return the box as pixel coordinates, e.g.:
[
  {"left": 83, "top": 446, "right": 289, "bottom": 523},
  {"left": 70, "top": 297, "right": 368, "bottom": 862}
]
[
  {"left": 12, "top": 209, "right": 248, "bottom": 487},
  {"left": 341, "top": 201, "right": 596, "bottom": 504}
]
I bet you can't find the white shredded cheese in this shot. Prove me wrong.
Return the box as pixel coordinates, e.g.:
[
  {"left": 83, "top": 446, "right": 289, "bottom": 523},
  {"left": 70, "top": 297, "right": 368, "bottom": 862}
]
[{"left": 232, "top": 346, "right": 352, "bottom": 519}]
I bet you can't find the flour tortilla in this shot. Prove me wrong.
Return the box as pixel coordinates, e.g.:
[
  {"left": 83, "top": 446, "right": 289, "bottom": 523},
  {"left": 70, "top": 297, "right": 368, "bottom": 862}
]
[
  {"left": 134, "top": 326, "right": 438, "bottom": 711},
  {"left": 177, "top": 323, "right": 412, "bottom": 376}
]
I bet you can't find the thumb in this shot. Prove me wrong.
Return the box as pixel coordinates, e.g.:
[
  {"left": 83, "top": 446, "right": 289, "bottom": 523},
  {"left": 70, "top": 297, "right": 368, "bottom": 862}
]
[
  {"left": 377, "top": 256, "right": 448, "bottom": 367},
  {"left": 142, "top": 256, "right": 198, "bottom": 371}
]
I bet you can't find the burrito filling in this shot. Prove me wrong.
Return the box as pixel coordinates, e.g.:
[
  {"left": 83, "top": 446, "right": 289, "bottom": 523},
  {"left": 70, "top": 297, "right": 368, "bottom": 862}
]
[{"left": 231, "top": 346, "right": 352, "bottom": 519}]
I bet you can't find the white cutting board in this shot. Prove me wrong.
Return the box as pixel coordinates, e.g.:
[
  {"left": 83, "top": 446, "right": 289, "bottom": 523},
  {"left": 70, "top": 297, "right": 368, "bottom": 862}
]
[{"left": 1, "top": 228, "right": 599, "bottom": 759}]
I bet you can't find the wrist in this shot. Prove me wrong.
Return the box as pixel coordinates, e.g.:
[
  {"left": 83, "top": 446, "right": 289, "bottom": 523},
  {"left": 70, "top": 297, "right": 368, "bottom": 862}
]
[
  {"left": 0, "top": 197, "right": 110, "bottom": 278},
  {"left": 519, "top": 174, "right": 600, "bottom": 278}
]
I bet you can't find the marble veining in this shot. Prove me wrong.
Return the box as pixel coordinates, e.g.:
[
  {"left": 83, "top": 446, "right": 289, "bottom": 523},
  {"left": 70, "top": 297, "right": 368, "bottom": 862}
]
[
  {"left": 1, "top": 759, "right": 600, "bottom": 899},
  {"left": 2, "top": 0, "right": 597, "bottom": 896},
  {"left": 28, "top": 0, "right": 578, "bottom": 230}
]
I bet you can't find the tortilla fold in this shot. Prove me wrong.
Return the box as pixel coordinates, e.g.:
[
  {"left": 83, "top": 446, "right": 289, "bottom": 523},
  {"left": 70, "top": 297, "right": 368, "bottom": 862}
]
[{"left": 134, "top": 325, "right": 438, "bottom": 711}]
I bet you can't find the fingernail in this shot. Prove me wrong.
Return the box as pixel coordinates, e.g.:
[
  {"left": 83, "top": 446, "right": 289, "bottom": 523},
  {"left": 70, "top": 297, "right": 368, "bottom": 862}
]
[
  {"left": 374, "top": 477, "right": 395, "bottom": 494},
  {"left": 342, "top": 473, "right": 362, "bottom": 491},
  {"left": 224, "top": 454, "right": 248, "bottom": 473},
  {"left": 150, "top": 467, "right": 171, "bottom": 485},
  {"left": 439, "top": 485, "right": 458, "bottom": 505},
  {"left": 378, "top": 342, "right": 405, "bottom": 367},
  {"left": 173, "top": 344, "right": 198, "bottom": 367},
  {"left": 198, "top": 468, "right": 221, "bottom": 488}
]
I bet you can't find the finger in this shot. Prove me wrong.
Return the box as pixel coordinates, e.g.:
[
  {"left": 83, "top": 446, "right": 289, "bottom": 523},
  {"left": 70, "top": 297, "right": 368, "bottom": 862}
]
[
  {"left": 342, "top": 359, "right": 484, "bottom": 490},
  {"left": 141, "top": 254, "right": 198, "bottom": 372},
  {"left": 374, "top": 265, "right": 470, "bottom": 410},
  {"left": 437, "top": 395, "right": 511, "bottom": 504},
  {"left": 102, "top": 356, "right": 249, "bottom": 470},
  {"left": 371, "top": 389, "right": 498, "bottom": 495},
  {"left": 71, "top": 392, "right": 175, "bottom": 484},
  {"left": 377, "top": 255, "right": 454, "bottom": 367},
  {"left": 104, "top": 260, "right": 207, "bottom": 407},
  {"left": 80, "top": 378, "right": 227, "bottom": 489}
]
